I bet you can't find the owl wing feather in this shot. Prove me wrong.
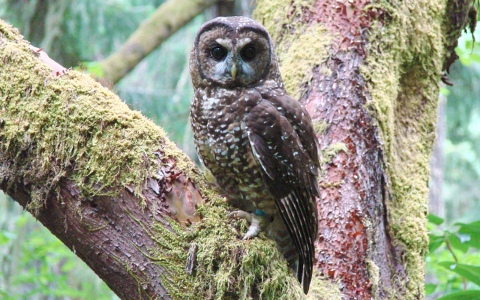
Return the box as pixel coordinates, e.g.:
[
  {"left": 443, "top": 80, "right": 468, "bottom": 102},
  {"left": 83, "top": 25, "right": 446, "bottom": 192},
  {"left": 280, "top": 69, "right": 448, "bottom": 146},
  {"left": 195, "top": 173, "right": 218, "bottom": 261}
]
[
  {"left": 260, "top": 93, "right": 321, "bottom": 179},
  {"left": 244, "top": 98, "right": 319, "bottom": 294}
]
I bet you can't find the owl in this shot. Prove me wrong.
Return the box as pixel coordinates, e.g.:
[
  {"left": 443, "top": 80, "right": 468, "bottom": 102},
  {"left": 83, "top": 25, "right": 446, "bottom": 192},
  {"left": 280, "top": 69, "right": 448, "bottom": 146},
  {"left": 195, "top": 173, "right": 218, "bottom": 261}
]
[{"left": 189, "top": 16, "right": 320, "bottom": 294}]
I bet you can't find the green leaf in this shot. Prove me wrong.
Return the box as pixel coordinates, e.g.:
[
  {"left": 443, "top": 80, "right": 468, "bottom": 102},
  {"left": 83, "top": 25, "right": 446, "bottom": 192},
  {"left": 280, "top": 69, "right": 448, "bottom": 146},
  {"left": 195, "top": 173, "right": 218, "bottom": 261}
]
[
  {"left": 470, "top": 53, "right": 480, "bottom": 63},
  {"left": 440, "top": 87, "right": 451, "bottom": 96},
  {"left": 428, "top": 214, "right": 445, "bottom": 225},
  {"left": 466, "top": 233, "right": 480, "bottom": 249},
  {"left": 457, "top": 221, "right": 480, "bottom": 234},
  {"left": 436, "top": 290, "right": 480, "bottom": 300},
  {"left": 425, "top": 283, "right": 437, "bottom": 295},
  {"left": 448, "top": 232, "right": 469, "bottom": 253},
  {"left": 0, "top": 231, "right": 16, "bottom": 245},
  {"left": 439, "top": 262, "right": 480, "bottom": 286},
  {"left": 459, "top": 56, "right": 473, "bottom": 66},
  {"left": 78, "top": 61, "right": 105, "bottom": 77},
  {"left": 429, "top": 234, "right": 445, "bottom": 252}
]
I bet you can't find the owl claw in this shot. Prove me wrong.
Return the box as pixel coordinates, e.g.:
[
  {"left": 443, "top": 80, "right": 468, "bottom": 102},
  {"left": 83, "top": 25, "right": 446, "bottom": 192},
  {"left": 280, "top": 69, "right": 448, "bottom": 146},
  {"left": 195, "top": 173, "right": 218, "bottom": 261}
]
[
  {"left": 228, "top": 210, "right": 262, "bottom": 240},
  {"left": 228, "top": 210, "right": 253, "bottom": 222}
]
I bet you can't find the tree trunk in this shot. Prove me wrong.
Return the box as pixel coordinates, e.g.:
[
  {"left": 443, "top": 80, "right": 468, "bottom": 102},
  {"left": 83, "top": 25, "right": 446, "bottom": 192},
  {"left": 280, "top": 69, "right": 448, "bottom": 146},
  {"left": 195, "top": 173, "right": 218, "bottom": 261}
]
[
  {"left": 0, "top": 0, "right": 475, "bottom": 299},
  {"left": 253, "top": 0, "right": 475, "bottom": 299}
]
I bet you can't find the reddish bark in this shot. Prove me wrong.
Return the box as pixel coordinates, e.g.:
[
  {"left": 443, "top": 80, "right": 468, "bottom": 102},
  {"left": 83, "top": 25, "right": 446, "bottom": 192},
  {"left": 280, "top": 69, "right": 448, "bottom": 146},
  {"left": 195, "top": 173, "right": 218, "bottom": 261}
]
[
  {"left": 0, "top": 147, "right": 201, "bottom": 299},
  {"left": 295, "top": 0, "right": 476, "bottom": 298}
]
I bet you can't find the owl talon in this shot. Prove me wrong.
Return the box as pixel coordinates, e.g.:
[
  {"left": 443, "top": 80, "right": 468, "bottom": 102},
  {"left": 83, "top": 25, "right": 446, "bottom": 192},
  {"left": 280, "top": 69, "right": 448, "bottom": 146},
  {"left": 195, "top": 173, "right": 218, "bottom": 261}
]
[
  {"left": 228, "top": 210, "right": 264, "bottom": 240},
  {"left": 228, "top": 210, "right": 253, "bottom": 222},
  {"left": 243, "top": 216, "right": 261, "bottom": 240}
]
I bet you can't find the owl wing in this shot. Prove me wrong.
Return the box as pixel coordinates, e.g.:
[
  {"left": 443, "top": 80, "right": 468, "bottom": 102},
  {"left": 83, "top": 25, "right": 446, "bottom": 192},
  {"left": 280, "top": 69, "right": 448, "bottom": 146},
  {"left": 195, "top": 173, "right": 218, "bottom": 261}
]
[
  {"left": 261, "top": 92, "right": 321, "bottom": 179},
  {"left": 243, "top": 99, "right": 319, "bottom": 294}
]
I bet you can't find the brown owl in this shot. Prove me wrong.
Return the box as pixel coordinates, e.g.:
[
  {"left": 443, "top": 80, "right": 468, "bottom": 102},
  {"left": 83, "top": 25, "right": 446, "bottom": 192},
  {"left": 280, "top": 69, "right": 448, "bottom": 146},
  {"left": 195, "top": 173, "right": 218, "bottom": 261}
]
[{"left": 189, "top": 16, "right": 319, "bottom": 294}]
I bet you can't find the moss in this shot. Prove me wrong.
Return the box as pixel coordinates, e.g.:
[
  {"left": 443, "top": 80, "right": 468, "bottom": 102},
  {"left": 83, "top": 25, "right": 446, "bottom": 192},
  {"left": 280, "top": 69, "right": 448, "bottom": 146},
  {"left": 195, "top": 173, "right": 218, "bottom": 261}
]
[
  {"left": 277, "top": 24, "right": 332, "bottom": 100},
  {"left": 0, "top": 19, "right": 307, "bottom": 299},
  {"left": 313, "top": 120, "right": 328, "bottom": 135},
  {"left": 321, "top": 143, "right": 348, "bottom": 165},
  {"left": 365, "top": 259, "right": 380, "bottom": 298},
  {"left": 188, "top": 199, "right": 306, "bottom": 300},
  {"left": 0, "top": 20, "right": 170, "bottom": 212},
  {"left": 254, "top": 0, "right": 332, "bottom": 100},
  {"left": 306, "top": 273, "right": 341, "bottom": 300},
  {"left": 362, "top": 0, "right": 448, "bottom": 298},
  {"left": 134, "top": 195, "right": 306, "bottom": 299}
]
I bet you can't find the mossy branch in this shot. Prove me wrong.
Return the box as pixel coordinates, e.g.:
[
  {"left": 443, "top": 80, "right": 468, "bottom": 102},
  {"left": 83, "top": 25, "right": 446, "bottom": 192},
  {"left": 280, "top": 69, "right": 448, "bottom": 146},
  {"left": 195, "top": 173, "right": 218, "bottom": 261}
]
[
  {"left": 96, "top": 0, "right": 218, "bottom": 84},
  {"left": 0, "top": 19, "right": 309, "bottom": 300}
]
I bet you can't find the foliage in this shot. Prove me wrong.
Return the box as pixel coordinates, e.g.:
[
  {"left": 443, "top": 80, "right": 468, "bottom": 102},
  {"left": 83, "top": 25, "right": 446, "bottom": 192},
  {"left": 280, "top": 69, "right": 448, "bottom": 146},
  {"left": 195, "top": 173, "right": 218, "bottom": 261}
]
[
  {"left": 0, "top": 192, "right": 118, "bottom": 299},
  {"left": 442, "top": 28, "right": 480, "bottom": 224},
  {"left": 426, "top": 214, "right": 480, "bottom": 299}
]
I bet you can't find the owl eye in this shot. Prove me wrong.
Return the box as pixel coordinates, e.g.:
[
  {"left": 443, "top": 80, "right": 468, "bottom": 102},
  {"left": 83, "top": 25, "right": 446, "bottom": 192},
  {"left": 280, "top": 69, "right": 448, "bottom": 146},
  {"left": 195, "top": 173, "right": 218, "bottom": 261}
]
[
  {"left": 211, "top": 46, "right": 227, "bottom": 61},
  {"left": 241, "top": 46, "right": 256, "bottom": 61}
]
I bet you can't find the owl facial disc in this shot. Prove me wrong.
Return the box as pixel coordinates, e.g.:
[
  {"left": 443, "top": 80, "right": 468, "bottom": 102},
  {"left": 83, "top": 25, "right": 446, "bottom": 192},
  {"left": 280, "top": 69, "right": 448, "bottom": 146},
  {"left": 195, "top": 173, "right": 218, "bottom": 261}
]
[{"left": 191, "top": 16, "right": 275, "bottom": 87}]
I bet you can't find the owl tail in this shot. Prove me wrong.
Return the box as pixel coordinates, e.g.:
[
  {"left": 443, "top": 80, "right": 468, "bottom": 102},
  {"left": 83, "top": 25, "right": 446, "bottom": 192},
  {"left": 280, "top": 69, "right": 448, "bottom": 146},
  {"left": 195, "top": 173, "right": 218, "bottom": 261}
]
[
  {"left": 267, "top": 216, "right": 311, "bottom": 294},
  {"left": 297, "top": 258, "right": 310, "bottom": 294}
]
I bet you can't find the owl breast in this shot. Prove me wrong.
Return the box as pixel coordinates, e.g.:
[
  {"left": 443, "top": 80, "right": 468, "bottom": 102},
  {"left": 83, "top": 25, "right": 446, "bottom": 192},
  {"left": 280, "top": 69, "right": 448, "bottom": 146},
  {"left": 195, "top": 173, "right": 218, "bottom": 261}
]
[{"left": 190, "top": 87, "right": 277, "bottom": 214}]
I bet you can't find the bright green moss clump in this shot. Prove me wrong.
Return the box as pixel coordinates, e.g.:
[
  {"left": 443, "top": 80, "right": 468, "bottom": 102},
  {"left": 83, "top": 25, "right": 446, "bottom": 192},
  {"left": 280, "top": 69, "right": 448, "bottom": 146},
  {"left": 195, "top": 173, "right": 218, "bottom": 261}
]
[
  {"left": 126, "top": 195, "right": 307, "bottom": 299},
  {"left": 0, "top": 20, "right": 169, "bottom": 212}
]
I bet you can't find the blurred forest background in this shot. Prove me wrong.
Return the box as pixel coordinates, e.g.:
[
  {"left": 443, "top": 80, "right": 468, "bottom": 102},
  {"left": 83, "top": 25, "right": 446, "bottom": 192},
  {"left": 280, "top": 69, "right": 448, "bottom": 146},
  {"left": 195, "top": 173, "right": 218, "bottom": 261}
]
[{"left": 0, "top": 0, "right": 479, "bottom": 299}]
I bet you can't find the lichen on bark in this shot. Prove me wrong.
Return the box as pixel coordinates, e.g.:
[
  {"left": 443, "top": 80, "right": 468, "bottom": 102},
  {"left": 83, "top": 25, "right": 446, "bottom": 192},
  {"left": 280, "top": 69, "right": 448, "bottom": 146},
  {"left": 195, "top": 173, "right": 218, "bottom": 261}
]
[
  {"left": 362, "top": 0, "right": 465, "bottom": 298},
  {"left": 254, "top": 0, "right": 332, "bottom": 100}
]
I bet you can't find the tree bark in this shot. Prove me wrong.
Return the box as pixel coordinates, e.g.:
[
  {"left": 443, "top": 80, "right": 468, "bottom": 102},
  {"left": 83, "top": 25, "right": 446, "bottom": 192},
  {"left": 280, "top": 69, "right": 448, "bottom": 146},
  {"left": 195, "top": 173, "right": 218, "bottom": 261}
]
[
  {"left": 97, "top": 0, "right": 218, "bottom": 84},
  {"left": 254, "top": 0, "right": 476, "bottom": 299},
  {"left": 0, "top": 19, "right": 304, "bottom": 300},
  {"left": 0, "top": 0, "right": 476, "bottom": 299}
]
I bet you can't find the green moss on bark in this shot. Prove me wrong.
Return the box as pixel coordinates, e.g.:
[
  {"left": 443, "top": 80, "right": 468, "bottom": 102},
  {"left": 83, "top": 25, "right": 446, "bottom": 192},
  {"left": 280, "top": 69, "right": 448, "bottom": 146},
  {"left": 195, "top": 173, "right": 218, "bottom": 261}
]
[
  {"left": 0, "top": 19, "right": 307, "bottom": 299},
  {"left": 254, "top": 0, "right": 332, "bottom": 100},
  {"left": 125, "top": 196, "right": 307, "bottom": 299},
  {"left": 0, "top": 21, "right": 168, "bottom": 212},
  {"left": 362, "top": 0, "right": 448, "bottom": 298}
]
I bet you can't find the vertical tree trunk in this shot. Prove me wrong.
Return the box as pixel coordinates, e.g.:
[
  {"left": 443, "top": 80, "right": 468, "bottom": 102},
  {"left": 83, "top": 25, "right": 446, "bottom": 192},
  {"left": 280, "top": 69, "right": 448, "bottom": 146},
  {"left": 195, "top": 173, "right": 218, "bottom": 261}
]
[{"left": 254, "top": 0, "right": 475, "bottom": 299}]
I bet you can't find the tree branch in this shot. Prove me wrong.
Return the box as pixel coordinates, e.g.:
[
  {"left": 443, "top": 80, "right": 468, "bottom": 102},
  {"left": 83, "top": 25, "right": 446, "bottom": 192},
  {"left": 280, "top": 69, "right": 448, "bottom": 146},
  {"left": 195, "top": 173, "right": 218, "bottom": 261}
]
[
  {"left": 97, "top": 0, "right": 218, "bottom": 84},
  {"left": 0, "top": 20, "right": 305, "bottom": 299}
]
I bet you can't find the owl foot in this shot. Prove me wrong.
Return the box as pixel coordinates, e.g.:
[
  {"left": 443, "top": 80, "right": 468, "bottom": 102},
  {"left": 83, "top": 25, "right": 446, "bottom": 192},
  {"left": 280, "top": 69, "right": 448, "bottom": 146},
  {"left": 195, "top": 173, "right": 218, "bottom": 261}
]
[{"left": 228, "top": 210, "right": 266, "bottom": 240}]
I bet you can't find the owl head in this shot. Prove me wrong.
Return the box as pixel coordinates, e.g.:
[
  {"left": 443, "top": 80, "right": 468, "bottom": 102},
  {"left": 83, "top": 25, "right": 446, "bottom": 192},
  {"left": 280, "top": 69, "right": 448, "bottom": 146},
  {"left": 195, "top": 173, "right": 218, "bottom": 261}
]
[{"left": 190, "top": 17, "right": 281, "bottom": 88}]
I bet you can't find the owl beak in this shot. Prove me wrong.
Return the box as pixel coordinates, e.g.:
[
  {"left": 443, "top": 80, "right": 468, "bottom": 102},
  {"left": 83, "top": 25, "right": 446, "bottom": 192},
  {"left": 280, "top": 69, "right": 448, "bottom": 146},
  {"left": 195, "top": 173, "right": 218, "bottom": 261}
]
[{"left": 230, "top": 65, "right": 237, "bottom": 81}]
